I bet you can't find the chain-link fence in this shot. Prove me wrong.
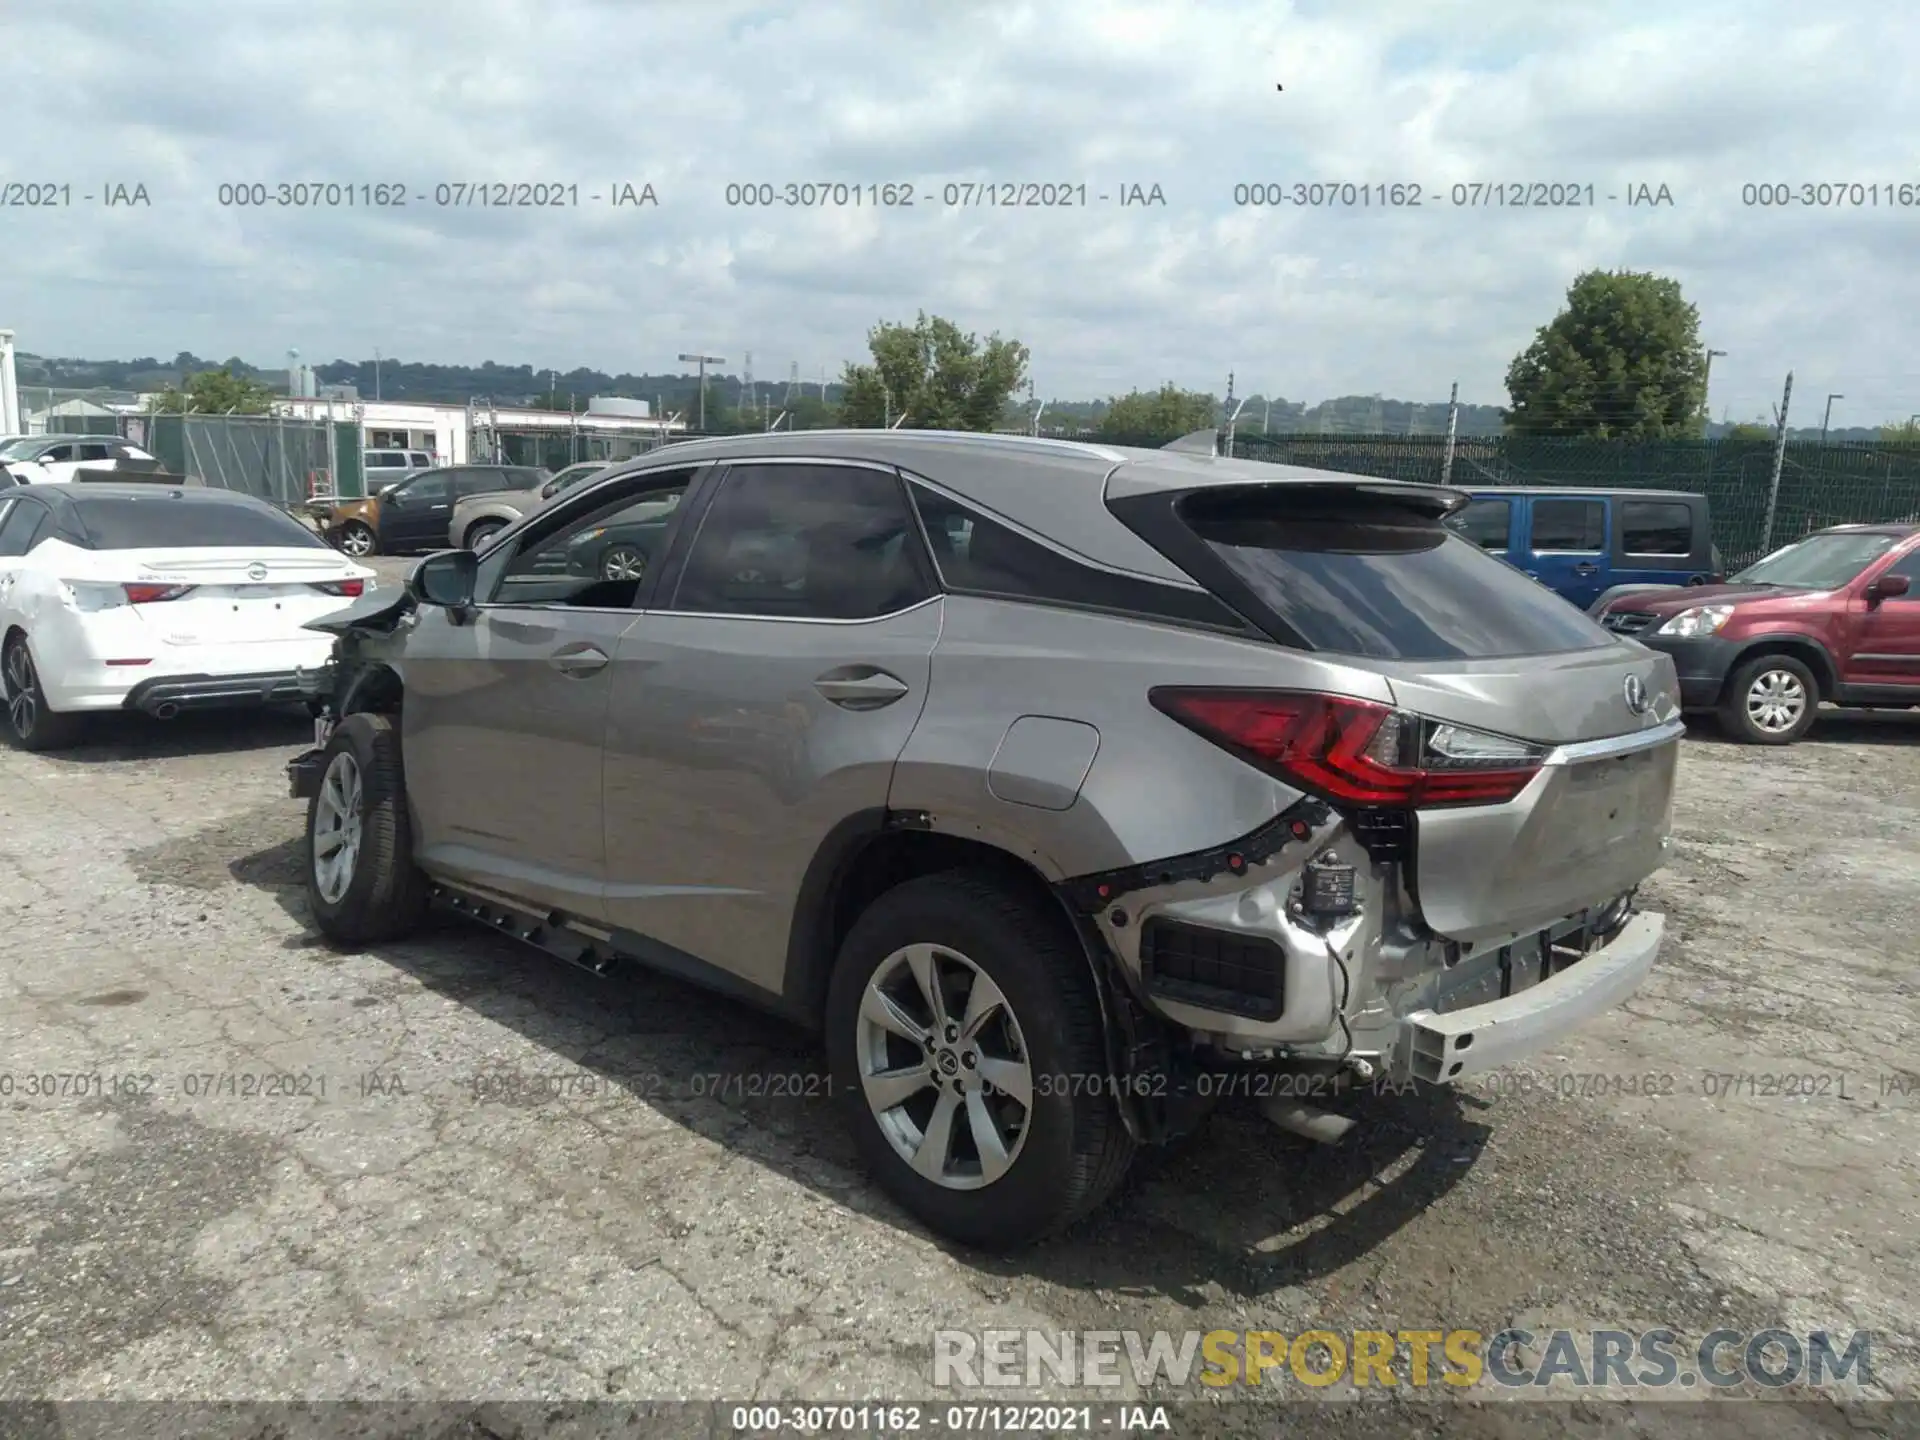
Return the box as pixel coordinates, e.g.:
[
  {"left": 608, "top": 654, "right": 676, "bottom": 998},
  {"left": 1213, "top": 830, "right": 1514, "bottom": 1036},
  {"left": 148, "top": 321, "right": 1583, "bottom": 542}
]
[
  {"left": 144, "top": 414, "right": 349, "bottom": 510},
  {"left": 1085, "top": 431, "right": 1920, "bottom": 570}
]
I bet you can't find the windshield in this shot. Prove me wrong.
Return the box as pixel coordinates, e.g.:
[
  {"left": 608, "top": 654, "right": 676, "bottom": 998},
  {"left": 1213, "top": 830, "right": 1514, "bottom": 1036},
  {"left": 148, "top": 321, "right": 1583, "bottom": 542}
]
[
  {"left": 1731, "top": 532, "right": 1898, "bottom": 589},
  {"left": 0, "top": 438, "right": 49, "bottom": 459}
]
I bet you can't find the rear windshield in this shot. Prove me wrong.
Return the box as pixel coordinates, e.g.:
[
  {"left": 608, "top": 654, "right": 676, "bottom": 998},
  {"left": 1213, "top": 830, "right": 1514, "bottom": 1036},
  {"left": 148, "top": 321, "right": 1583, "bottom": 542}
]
[
  {"left": 73, "top": 496, "right": 329, "bottom": 551},
  {"left": 1178, "top": 492, "right": 1613, "bottom": 659}
]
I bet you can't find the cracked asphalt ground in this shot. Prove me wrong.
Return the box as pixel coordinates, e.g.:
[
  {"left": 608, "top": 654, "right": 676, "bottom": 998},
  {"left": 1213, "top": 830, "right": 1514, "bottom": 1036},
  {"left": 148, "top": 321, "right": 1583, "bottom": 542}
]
[{"left": 2, "top": 608, "right": 1915, "bottom": 1437}]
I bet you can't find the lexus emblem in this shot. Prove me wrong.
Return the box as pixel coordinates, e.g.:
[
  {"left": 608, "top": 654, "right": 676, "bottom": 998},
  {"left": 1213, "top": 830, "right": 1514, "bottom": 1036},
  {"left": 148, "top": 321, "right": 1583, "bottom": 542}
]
[
  {"left": 1623, "top": 674, "right": 1650, "bottom": 715},
  {"left": 247, "top": 562, "right": 269, "bottom": 581}
]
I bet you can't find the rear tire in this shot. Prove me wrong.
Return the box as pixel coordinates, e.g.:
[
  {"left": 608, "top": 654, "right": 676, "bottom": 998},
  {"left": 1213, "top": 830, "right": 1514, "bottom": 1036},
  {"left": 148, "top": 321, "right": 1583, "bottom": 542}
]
[
  {"left": 306, "top": 713, "right": 430, "bottom": 945},
  {"left": 1718, "top": 654, "right": 1819, "bottom": 745},
  {"left": 825, "top": 872, "right": 1135, "bottom": 1249},
  {"left": 2, "top": 633, "right": 83, "bottom": 752}
]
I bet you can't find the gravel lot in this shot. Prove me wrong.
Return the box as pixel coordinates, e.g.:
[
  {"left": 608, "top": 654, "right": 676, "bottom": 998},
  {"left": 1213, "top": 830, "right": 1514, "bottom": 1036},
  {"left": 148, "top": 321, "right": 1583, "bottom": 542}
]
[{"left": 2, "top": 595, "right": 1915, "bottom": 1436}]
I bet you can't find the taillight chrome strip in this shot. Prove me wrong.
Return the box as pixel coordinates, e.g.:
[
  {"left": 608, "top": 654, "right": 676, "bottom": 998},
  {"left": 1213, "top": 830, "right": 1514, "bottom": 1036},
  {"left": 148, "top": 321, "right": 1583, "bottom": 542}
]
[{"left": 1541, "top": 718, "right": 1687, "bottom": 767}]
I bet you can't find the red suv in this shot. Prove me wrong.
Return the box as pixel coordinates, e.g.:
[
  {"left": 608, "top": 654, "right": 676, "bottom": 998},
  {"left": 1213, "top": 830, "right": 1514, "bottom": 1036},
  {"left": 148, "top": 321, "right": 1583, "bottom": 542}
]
[{"left": 1595, "top": 523, "right": 1920, "bottom": 744}]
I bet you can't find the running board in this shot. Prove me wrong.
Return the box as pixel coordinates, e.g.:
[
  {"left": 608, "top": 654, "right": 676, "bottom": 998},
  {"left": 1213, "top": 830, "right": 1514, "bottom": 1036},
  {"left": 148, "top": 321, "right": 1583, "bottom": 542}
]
[{"left": 430, "top": 882, "right": 622, "bottom": 979}]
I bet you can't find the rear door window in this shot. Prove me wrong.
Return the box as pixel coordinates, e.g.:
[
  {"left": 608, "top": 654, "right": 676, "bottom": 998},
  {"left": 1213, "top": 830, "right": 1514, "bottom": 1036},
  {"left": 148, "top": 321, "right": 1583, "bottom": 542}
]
[
  {"left": 1620, "top": 500, "right": 1693, "bottom": 556},
  {"left": 1528, "top": 498, "right": 1606, "bottom": 552},
  {"left": 673, "top": 464, "right": 932, "bottom": 620},
  {"left": 910, "top": 482, "right": 1248, "bottom": 630},
  {"left": 1170, "top": 488, "right": 1613, "bottom": 659}
]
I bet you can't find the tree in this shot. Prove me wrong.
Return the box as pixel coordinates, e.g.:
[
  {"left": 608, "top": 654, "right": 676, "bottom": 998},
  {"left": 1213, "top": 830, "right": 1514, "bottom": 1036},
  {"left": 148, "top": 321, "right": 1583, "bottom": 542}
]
[
  {"left": 1096, "top": 384, "right": 1218, "bottom": 437},
  {"left": 1503, "top": 270, "right": 1707, "bottom": 438},
  {"left": 837, "top": 312, "right": 1028, "bottom": 430},
  {"left": 1879, "top": 419, "right": 1920, "bottom": 446},
  {"left": 1722, "top": 422, "right": 1775, "bottom": 444},
  {"left": 147, "top": 366, "right": 280, "bottom": 414}
]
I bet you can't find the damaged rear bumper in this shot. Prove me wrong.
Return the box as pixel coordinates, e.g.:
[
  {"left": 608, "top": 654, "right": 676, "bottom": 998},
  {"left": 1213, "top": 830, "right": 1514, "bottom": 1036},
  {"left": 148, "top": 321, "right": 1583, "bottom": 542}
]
[{"left": 1401, "top": 911, "right": 1663, "bottom": 1082}]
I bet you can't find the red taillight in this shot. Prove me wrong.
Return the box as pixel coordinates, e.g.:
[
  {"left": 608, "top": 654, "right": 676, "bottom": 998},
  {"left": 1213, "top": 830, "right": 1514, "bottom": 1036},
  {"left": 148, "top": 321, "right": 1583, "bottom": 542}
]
[
  {"left": 123, "top": 583, "right": 194, "bottom": 604},
  {"left": 311, "top": 579, "right": 365, "bottom": 597},
  {"left": 1148, "top": 688, "right": 1543, "bottom": 809}
]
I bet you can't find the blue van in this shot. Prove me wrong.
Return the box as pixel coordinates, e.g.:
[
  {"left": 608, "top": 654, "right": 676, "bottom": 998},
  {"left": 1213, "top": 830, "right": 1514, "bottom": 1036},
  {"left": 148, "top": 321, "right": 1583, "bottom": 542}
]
[{"left": 1442, "top": 487, "right": 1720, "bottom": 609}]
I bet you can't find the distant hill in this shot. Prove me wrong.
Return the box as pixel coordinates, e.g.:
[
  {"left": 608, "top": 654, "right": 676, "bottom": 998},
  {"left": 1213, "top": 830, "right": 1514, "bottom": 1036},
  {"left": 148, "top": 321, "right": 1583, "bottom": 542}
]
[{"left": 8, "top": 352, "right": 1900, "bottom": 441}]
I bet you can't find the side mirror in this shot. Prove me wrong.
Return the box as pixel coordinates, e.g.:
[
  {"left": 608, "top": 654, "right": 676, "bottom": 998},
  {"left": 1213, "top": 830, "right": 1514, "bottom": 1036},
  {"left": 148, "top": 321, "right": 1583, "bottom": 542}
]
[
  {"left": 1867, "top": 572, "right": 1911, "bottom": 602},
  {"left": 408, "top": 549, "right": 478, "bottom": 611},
  {"left": 540, "top": 479, "right": 559, "bottom": 499}
]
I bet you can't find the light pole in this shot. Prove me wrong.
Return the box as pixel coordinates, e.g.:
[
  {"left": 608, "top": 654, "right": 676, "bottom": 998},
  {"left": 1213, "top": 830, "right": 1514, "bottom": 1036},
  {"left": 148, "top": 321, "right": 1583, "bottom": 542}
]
[
  {"left": 1821, "top": 393, "right": 1844, "bottom": 445},
  {"left": 677, "top": 352, "right": 725, "bottom": 432},
  {"left": 1224, "top": 396, "right": 1251, "bottom": 457},
  {"left": 1703, "top": 348, "right": 1725, "bottom": 428}
]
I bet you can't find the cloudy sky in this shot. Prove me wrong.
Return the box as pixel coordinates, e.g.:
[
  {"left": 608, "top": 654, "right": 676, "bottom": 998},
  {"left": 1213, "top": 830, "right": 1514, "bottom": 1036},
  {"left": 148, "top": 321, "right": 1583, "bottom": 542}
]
[{"left": 3, "top": 0, "right": 1916, "bottom": 421}]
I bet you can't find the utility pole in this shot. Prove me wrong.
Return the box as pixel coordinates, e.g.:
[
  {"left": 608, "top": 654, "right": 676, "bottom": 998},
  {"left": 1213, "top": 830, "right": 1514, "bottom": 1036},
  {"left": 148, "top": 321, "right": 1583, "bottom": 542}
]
[
  {"left": 1440, "top": 381, "right": 1460, "bottom": 487},
  {"left": 1762, "top": 372, "right": 1793, "bottom": 554},
  {"left": 1225, "top": 396, "right": 1250, "bottom": 457},
  {"left": 677, "top": 352, "right": 724, "bottom": 432},
  {"left": 0, "top": 330, "right": 19, "bottom": 435},
  {"left": 1224, "top": 371, "right": 1235, "bottom": 426},
  {"left": 1702, "top": 348, "right": 1725, "bottom": 429},
  {"left": 1821, "top": 392, "right": 1843, "bottom": 445},
  {"left": 374, "top": 346, "right": 382, "bottom": 402}
]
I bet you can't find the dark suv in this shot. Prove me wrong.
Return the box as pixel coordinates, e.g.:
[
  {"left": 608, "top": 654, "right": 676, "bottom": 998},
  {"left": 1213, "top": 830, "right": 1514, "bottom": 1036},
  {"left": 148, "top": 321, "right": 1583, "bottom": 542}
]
[{"left": 1596, "top": 523, "right": 1920, "bottom": 743}]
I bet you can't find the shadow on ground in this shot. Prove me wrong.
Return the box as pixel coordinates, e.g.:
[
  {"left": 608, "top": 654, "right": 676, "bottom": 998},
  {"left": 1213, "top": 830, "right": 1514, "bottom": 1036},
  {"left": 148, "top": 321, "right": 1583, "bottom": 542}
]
[
  {"left": 7, "top": 706, "right": 313, "bottom": 765},
  {"left": 217, "top": 822, "right": 1491, "bottom": 1305}
]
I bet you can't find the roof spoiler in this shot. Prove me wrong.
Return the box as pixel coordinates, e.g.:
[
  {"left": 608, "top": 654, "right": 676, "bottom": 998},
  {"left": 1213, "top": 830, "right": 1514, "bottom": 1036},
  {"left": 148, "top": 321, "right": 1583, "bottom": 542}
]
[
  {"left": 1162, "top": 429, "right": 1219, "bottom": 456},
  {"left": 72, "top": 466, "right": 192, "bottom": 485}
]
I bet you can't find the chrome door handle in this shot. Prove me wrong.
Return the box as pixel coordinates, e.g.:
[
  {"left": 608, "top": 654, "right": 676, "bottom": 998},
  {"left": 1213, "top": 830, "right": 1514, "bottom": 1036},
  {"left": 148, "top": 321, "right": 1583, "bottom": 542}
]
[
  {"left": 550, "top": 646, "right": 609, "bottom": 676},
  {"left": 814, "top": 667, "right": 910, "bottom": 709}
]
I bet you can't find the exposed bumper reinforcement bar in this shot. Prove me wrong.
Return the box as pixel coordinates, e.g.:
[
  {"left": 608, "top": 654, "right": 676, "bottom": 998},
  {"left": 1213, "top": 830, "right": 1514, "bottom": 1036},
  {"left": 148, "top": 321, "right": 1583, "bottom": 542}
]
[
  {"left": 1404, "top": 911, "right": 1664, "bottom": 1083},
  {"left": 122, "top": 670, "right": 308, "bottom": 717}
]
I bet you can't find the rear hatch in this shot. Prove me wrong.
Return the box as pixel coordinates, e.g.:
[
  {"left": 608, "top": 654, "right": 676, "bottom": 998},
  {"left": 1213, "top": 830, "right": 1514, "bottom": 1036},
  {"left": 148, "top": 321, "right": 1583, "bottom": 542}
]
[{"left": 1107, "top": 470, "right": 1683, "bottom": 943}]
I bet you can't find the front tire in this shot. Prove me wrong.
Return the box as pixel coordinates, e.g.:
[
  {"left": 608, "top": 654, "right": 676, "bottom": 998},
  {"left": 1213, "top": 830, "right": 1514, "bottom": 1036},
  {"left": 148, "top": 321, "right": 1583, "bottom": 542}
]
[
  {"left": 2, "top": 633, "right": 83, "bottom": 752},
  {"left": 306, "top": 713, "right": 430, "bottom": 945},
  {"left": 1719, "top": 654, "right": 1819, "bottom": 744},
  {"left": 336, "top": 521, "right": 377, "bottom": 557},
  {"left": 825, "top": 872, "right": 1135, "bottom": 1249}
]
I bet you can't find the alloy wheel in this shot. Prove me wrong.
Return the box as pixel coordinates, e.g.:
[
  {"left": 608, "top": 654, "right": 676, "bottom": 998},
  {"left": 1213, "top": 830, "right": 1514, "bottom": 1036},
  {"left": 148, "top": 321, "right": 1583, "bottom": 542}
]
[
  {"left": 856, "top": 943, "right": 1033, "bottom": 1190},
  {"left": 4, "top": 641, "right": 38, "bottom": 738},
  {"left": 312, "top": 751, "right": 365, "bottom": 904},
  {"left": 1746, "top": 668, "right": 1808, "bottom": 734},
  {"left": 338, "top": 525, "right": 374, "bottom": 557},
  {"left": 601, "top": 545, "right": 646, "bottom": 581}
]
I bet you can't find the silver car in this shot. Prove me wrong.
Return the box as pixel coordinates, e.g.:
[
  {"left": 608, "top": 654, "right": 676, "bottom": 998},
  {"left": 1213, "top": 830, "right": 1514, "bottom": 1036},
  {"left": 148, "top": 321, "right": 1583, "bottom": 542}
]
[{"left": 288, "top": 430, "right": 1681, "bottom": 1249}]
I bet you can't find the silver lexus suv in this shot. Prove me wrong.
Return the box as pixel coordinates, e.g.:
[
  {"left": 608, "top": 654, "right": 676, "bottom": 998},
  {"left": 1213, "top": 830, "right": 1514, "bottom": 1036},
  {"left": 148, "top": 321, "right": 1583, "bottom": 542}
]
[{"left": 287, "top": 430, "right": 1682, "bottom": 1249}]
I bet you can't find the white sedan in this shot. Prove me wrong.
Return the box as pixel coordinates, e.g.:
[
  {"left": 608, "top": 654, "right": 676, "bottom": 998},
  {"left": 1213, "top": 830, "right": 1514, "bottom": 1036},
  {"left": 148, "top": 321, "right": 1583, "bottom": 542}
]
[{"left": 0, "top": 482, "right": 375, "bottom": 751}]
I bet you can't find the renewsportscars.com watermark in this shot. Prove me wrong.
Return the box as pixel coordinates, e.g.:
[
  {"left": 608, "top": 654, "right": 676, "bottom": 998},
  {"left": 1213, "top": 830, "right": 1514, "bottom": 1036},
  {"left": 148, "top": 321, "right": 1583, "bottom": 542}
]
[{"left": 932, "top": 1328, "right": 1877, "bottom": 1392}]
